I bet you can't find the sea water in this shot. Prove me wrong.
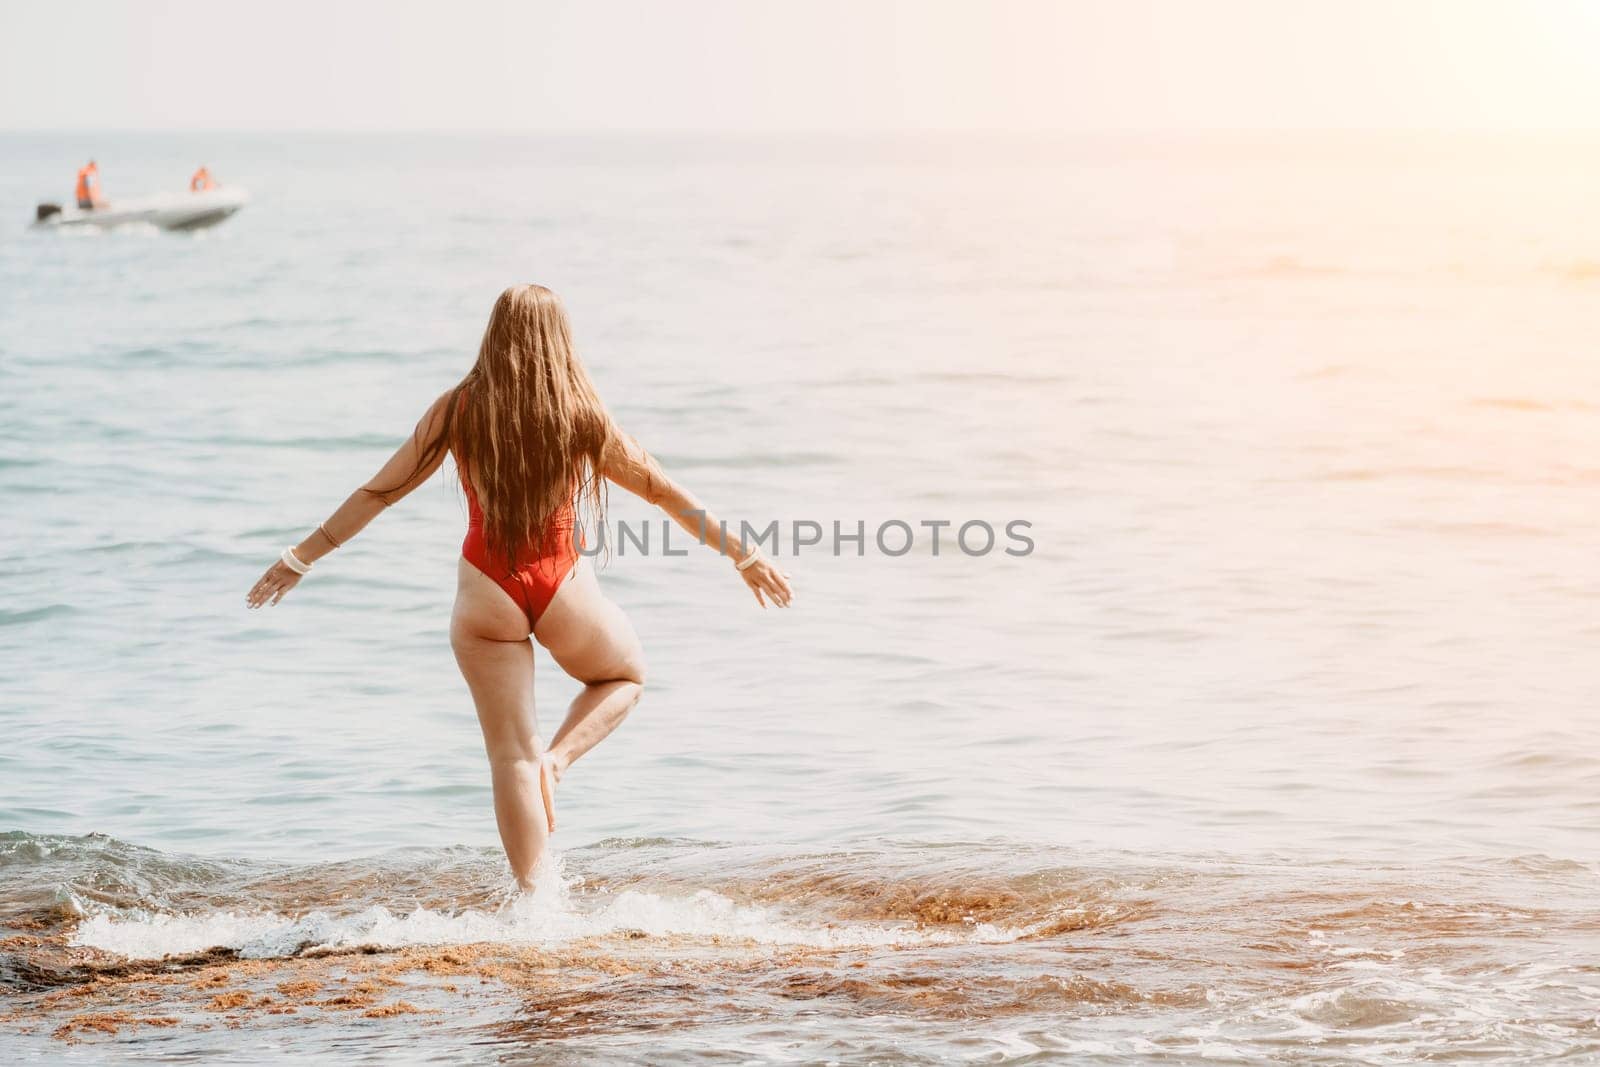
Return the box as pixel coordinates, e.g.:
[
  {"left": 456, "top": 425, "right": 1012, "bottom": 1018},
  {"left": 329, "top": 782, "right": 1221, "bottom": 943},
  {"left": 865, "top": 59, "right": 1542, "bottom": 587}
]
[{"left": 2, "top": 132, "right": 1599, "bottom": 1062}]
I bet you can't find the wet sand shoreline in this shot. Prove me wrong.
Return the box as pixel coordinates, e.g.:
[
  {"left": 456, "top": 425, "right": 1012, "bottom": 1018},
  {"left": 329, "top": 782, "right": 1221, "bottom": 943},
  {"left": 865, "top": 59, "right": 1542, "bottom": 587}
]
[{"left": 4, "top": 842, "right": 1598, "bottom": 1061}]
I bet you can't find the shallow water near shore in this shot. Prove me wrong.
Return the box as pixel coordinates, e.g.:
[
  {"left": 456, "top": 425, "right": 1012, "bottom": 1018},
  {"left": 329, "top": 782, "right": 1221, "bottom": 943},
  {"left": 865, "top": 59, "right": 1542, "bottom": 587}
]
[
  {"left": 3, "top": 132, "right": 1600, "bottom": 1061},
  {"left": 6, "top": 832, "right": 1600, "bottom": 1063}
]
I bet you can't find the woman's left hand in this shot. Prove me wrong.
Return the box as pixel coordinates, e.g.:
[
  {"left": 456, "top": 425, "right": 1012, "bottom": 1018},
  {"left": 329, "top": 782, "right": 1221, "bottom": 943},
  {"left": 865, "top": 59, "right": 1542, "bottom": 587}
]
[
  {"left": 740, "top": 557, "right": 794, "bottom": 609},
  {"left": 246, "top": 560, "right": 303, "bottom": 609}
]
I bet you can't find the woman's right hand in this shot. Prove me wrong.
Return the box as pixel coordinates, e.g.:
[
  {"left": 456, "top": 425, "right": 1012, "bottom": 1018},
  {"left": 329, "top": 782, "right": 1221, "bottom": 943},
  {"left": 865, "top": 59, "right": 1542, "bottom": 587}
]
[
  {"left": 246, "top": 558, "right": 303, "bottom": 609},
  {"left": 739, "top": 556, "right": 793, "bottom": 609}
]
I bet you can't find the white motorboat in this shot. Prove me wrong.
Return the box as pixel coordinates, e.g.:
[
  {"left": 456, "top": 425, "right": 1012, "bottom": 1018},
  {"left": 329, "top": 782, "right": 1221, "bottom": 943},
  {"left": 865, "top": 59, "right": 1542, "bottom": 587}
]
[{"left": 32, "top": 188, "right": 249, "bottom": 232}]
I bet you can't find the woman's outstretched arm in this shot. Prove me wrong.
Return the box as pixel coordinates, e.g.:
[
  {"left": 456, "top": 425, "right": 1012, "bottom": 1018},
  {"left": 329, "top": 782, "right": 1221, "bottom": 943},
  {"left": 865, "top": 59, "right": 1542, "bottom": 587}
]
[
  {"left": 246, "top": 390, "right": 454, "bottom": 609},
  {"left": 601, "top": 424, "right": 794, "bottom": 609}
]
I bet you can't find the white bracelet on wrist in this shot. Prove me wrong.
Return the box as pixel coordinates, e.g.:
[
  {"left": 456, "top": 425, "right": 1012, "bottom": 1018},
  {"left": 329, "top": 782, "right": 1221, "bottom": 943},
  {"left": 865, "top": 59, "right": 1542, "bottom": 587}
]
[
  {"left": 735, "top": 549, "right": 762, "bottom": 572},
  {"left": 280, "top": 546, "right": 312, "bottom": 575}
]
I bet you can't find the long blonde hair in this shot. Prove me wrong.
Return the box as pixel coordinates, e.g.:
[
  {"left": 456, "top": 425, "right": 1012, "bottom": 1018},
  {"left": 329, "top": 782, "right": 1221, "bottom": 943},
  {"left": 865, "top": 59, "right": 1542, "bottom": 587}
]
[{"left": 389, "top": 285, "right": 611, "bottom": 561}]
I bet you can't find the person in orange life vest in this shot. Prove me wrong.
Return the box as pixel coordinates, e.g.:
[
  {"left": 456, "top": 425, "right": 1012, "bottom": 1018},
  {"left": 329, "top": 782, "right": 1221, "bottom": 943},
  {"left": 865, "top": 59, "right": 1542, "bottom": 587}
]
[
  {"left": 75, "top": 161, "right": 105, "bottom": 210},
  {"left": 190, "top": 166, "right": 217, "bottom": 192}
]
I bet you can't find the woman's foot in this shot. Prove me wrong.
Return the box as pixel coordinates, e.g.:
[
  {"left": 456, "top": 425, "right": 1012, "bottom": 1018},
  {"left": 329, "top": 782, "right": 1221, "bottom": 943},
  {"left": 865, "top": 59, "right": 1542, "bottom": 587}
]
[{"left": 538, "top": 752, "right": 560, "bottom": 833}]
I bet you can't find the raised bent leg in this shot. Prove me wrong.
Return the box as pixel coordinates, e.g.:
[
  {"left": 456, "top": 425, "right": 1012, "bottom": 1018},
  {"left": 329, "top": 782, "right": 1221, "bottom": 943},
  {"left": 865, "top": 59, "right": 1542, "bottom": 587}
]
[
  {"left": 451, "top": 559, "right": 548, "bottom": 889},
  {"left": 533, "top": 559, "right": 646, "bottom": 785}
]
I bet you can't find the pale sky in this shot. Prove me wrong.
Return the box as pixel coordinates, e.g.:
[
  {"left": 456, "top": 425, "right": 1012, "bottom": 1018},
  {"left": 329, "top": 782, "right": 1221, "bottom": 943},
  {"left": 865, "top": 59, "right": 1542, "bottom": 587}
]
[{"left": 3, "top": 0, "right": 1600, "bottom": 132}]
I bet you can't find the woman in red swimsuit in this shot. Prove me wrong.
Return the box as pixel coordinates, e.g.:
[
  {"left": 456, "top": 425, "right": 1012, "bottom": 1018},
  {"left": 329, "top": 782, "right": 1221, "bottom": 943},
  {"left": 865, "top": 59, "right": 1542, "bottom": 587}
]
[{"left": 246, "top": 285, "right": 794, "bottom": 889}]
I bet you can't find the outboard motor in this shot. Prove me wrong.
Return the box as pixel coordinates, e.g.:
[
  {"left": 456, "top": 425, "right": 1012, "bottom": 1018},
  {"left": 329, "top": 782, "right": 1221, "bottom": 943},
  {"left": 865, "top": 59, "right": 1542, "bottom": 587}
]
[{"left": 35, "top": 202, "right": 62, "bottom": 223}]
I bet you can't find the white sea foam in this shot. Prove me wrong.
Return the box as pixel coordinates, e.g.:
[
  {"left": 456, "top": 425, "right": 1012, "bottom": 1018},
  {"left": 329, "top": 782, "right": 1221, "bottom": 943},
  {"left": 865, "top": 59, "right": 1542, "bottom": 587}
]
[{"left": 70, "top": 858, "right": 1019, "bottom": 960}]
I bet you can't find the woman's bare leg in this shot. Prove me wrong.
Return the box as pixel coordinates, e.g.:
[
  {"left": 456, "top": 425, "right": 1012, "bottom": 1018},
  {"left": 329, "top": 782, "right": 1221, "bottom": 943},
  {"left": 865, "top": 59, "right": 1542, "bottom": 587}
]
[
  {"left": 451, "top": 560, "right": 548, "bottom": 889},
  {"left": 533, "top": 559, "right": 646, "bottom": 795}
]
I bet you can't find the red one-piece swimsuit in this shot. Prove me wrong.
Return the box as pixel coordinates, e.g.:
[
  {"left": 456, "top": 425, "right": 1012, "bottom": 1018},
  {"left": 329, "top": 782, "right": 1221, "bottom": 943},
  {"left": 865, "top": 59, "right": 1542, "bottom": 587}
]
[{"left": 459, "top": 470, "right": 580, "bottom": 627}]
